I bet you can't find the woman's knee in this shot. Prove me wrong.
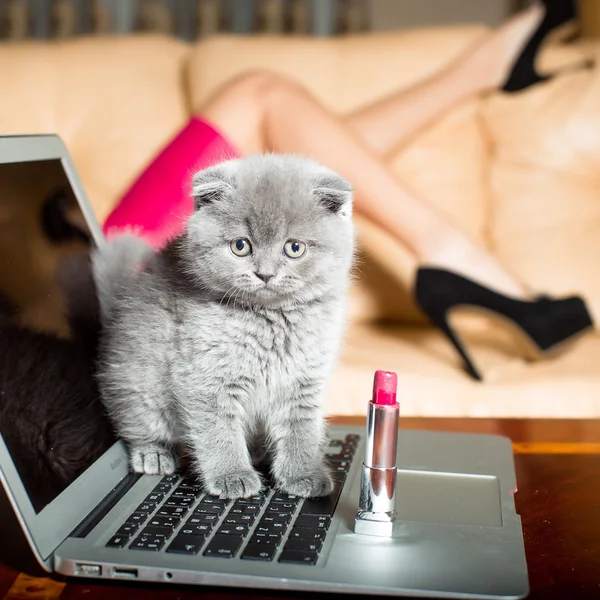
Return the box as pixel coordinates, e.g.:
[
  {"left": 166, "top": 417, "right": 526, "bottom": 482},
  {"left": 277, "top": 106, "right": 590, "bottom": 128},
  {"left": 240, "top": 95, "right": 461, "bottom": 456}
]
[
  {"left": 225, "top": 69, "right": 305, "bottom": 109},
  {"left": 198, "top": 69, "right": 307, "bottom": 154}
]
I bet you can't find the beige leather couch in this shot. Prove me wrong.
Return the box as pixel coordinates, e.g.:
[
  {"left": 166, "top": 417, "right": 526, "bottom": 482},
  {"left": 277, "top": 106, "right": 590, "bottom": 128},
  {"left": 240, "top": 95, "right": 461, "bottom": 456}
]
[{"left": 1, "top": 27, "right": 599, "bottom": 418}]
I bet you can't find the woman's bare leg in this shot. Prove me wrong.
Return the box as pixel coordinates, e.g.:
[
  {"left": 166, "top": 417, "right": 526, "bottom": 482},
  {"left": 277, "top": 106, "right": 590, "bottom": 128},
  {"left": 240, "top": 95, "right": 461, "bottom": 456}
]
[
  {"left": 344, "top": 4, "right": 544, "bottom": 157},
  {"left": 200, "top": 72, "right": 527, "bottom": 298}
]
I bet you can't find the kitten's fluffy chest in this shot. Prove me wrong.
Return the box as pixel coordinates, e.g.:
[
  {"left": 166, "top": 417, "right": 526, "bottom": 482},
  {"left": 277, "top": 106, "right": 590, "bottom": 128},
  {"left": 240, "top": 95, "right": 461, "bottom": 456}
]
[{"left": 173, "top": 296, "right": 343, "bottom": 406}]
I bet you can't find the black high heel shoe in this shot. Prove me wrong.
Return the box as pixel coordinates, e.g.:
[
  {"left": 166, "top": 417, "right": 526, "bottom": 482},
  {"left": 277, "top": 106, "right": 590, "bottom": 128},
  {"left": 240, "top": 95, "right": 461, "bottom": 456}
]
[
  {"left": 502, "top": 0, "right": 593, "bottom": 93},
  {"left": 414, "top": 267, "right": 594, "bottom": 381}
]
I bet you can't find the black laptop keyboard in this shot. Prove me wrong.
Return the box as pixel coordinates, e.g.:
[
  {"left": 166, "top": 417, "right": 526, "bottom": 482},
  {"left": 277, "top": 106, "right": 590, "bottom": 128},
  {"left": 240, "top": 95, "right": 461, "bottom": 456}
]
[{"left": 105, "top": 434, "right": 360, "bottom": 565}]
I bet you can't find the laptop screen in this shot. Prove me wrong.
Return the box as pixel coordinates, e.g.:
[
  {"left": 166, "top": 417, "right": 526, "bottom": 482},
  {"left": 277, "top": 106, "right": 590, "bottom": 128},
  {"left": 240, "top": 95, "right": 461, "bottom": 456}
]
[{"left": 0, "top": 159, "right": 116, "bottom": 514}]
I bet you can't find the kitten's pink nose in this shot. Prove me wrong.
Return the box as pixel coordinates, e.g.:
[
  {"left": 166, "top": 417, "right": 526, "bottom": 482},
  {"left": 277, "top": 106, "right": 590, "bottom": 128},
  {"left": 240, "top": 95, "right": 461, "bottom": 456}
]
[{"left": 255, "top": 272, "right": 274, "bottom": 284}]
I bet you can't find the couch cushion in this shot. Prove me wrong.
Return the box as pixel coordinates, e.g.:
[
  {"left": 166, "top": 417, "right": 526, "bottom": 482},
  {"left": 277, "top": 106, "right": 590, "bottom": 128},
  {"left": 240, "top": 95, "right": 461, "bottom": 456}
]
[
  {"left": 186, "top": 27, "right": 491, "bottom": 324},
  {"left": 326, "top": 321, "right": 600, "bottom": 418},
  {"left": 0, "top": 35, "right": 189, "bottom": 223}
]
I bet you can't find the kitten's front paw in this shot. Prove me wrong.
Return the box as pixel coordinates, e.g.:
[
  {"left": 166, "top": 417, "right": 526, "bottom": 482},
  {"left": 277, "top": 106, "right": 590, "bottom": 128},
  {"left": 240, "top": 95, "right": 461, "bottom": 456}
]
[
  {"left": 130, "top": 445, "right": 177, "bottom": 475},
  {"left": 277, "top": 463, "right": 334, "bottom": 498},
  {"left": 206, "top": 469, "right": 263, "bottom": 499}
]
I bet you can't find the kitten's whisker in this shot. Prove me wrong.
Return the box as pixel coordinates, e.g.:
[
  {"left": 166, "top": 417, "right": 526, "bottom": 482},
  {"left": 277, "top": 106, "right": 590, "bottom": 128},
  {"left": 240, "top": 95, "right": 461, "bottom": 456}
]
[
  {"left": 238, "top": 288, "right": 247, "bottom": 309},
  {"left": 227, "top": 288, "right": 235, "bottom": 310},
  {"left": 220, "top": 283, "right": 238, "bottom": 309},
  {"left": 224, "top": 287, "right": 235, "bottom": 310},
  {"left": 230, "top": 284, "right": 244, "bottom": 310},
  {"left": 236, "top": 286, "right": 246, "bottom": 308}
]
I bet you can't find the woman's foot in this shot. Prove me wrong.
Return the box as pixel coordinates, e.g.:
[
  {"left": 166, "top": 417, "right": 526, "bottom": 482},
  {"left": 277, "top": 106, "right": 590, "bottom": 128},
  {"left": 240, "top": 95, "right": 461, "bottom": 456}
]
[
  {"left": 414, "top": 267, "right": 593, "bottom": 381},
  {"left": 453, "top": 3, "right": 546, "bottom": 92},
  {"left": 421, "top": 230, "right": 530, "bottom": 299}
]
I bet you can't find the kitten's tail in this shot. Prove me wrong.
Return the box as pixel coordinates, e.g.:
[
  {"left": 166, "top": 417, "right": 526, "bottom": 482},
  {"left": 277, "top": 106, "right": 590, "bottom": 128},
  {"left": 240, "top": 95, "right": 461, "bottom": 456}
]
[{"left": 91, "top": 233, "right": 153, "bottom": 323}]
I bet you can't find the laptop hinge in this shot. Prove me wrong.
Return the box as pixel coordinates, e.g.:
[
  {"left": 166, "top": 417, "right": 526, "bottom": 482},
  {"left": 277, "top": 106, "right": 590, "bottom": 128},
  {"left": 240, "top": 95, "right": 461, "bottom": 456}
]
[{"left": 70, "top": 472, "right": 142, "bottom": 539}]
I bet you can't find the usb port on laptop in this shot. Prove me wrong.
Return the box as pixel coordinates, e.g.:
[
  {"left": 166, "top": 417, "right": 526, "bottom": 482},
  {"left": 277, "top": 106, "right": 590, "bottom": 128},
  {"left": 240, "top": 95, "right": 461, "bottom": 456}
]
[
  {"left": 75, "top": 564, "right": 102, "bottom": 577},
  {"left": 113, "top": 568, "right": 138, "bottom": 579}
]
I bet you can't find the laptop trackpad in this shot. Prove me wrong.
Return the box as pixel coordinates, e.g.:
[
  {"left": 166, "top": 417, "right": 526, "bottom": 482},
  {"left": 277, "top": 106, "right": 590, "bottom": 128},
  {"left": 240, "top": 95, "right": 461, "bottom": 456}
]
[{"left": 395, "top": 470, "right": 502, "bottom": 527}]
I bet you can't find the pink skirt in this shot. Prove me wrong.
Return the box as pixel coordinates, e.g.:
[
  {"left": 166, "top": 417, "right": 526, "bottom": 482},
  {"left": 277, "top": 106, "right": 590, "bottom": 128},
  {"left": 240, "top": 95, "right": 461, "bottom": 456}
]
[{"left": 103, "top": 118, "right": 240, "bottom": 248}]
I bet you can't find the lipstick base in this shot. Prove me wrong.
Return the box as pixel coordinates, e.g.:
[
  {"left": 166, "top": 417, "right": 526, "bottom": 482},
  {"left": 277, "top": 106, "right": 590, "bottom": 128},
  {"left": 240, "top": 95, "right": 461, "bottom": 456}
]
[
  {"left": 354, "top": 510, "right": 396, "bottom": 537},
  {"left": 354, "top": 463, "right": 397, "bottom": 538}
]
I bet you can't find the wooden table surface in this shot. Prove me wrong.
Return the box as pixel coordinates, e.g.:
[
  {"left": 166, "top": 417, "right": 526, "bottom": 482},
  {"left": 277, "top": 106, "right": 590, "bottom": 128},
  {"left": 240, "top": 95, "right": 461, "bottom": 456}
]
[{"left": 1, "top": 417, "right": 599, "bottom": 600}]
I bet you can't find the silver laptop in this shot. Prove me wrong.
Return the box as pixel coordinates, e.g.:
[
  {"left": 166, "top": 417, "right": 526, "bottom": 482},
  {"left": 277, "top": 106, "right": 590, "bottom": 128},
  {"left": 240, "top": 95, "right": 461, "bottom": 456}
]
[{"left": 0, "top": 134, "right": 529, "bottom": 598}]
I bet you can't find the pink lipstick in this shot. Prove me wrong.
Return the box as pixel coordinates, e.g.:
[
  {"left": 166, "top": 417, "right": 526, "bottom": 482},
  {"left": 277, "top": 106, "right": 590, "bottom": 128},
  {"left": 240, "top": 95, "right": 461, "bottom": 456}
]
[
  {"left": 354, "top": 370, "right": 399, "bottom": 537},
  {"left": 372, "top": 370, "right": 397, "bottom": 406}
]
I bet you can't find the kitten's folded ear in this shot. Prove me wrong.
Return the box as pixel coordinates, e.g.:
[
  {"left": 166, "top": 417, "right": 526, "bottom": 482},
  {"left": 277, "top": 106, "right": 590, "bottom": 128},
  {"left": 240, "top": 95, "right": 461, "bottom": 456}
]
[
  {"left": 191, "top": 166, "right": 233, "bottom": 210},
  {"left": 313, "top": 172, "right": 353, "bottom": 218}
]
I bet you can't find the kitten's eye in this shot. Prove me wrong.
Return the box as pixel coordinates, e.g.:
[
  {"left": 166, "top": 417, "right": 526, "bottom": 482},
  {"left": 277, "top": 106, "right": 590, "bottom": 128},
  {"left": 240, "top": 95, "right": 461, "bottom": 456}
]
[
  {"left": 284, "top": 240, "right": 306, "bottom": 259},
  {"left": 230, "top": 238, "right": 252, "bottom": 257}
]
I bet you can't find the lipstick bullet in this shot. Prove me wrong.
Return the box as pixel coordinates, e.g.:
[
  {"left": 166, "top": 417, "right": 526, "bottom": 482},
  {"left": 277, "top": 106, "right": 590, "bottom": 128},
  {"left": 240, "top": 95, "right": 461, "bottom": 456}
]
[{"left": 354, "top": 370, "right": 399, "bottom": 537}]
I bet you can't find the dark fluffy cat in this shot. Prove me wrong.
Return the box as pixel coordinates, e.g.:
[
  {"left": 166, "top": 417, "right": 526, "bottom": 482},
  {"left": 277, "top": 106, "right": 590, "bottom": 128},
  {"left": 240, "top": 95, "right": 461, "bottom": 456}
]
[{"left": 0, "top": 254, "right": 115, "bottom": 511}]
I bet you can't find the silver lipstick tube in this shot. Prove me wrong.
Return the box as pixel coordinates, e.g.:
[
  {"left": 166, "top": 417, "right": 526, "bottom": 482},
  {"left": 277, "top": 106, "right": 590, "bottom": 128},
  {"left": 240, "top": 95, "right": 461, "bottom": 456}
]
[{"left": 354, "top": 401, "right": 399, "bottom": 537}]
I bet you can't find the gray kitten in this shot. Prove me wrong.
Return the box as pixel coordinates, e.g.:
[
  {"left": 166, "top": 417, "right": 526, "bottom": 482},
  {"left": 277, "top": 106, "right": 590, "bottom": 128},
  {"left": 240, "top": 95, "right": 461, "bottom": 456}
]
[{"left": 92, "top": 154, "right": 355, "bottom": 499}]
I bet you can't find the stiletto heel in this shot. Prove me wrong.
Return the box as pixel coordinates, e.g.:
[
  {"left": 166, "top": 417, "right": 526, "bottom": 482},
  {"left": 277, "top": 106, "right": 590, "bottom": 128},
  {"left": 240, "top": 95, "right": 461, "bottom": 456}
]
[
  {"left": 434, "top": 317, "right": 483, "bottom": 382},
  {"left": 502, "top": 0, "right": 593, "bottom": 93},
  {"left": 414, "top": 267, "right": 594, "bottom": 381}
]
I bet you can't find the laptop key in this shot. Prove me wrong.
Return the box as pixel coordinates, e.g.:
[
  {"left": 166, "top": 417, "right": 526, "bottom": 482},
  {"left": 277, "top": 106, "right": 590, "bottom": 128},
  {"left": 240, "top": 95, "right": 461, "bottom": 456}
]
[
  {"left": 261, "top": 513, "right": 291, "bottom": 524},
  {"left": 106, "top": 535, "right": 129, "bottom": 548},
  {"left": 230, "top": 504, "right": 260, "bottom": 515},
  {"left": 250, "top": 532, "right": 282, "bottom": 545},
  {"left": 284, "top": 537, "right": 323, "bottom": 552},
  {"left": 288, "top": 528, "right": 326, "bottom": 541},
  {"left": 203, "top": 535, "right": 242, "bottom": 558},
  {"left": 201, "top": 495, "right": 229, "bottom": 505},
  {"left": 180, "top": 475, "right": 202, "bottom": 487},
  {"left": 217, "top": 524, "right": 249, "bottom": 536},
  {"left": 236, "top": 495, "right": 267, "bottom": 505},
  {"left": 326, "top": 457, "right": 351, "bottom": 469},
  {"left": 299, "top": 496, "right": 338, "bottom": 517},
  {"left": 148, "top": 515, "right": 179, "bottom": 528},
  {"left": 116, "top": 523, "right": 140, "bottom": 536},
  {"left": 140, "top": 526, "right": 174, "bottom": 539},
  {"left": 130, "top": 535, "right": 165, "bottom": 551},
  {"left": 255, "top": 521, "right": 287, "bottom": 534},
  {"left": 178, "top": 479, "right": 204, "bottom": 488},
  {"left": 166, "top": 534, "right": 205, "bottom": 555},
  {"left": 187, "top": 513, "right": 219, "bottom": 526},
  {"left": 136, "top": 502, "right": 156, "bottom": 514},
  {"left": 326, "top": 451, "right": 353, "bottom": 461},
  {"left": 161, "top": 474, "right": 180, "bottom": 484},
  {"left": 180, "top": 523, "right": 212, "bottom": 536},
  {"left": 126, "top": 512, "right": 149, "bottom": 526},
  {"left": 171, "top": 489, "right": 198, "bottom": 499},
  {"left": 265, "top": 502, "right": 296, "bottom": 513},
  {"left": 294, "top": 515, "right": 331, "bottom": 530},
  {"left": 154, "top": 482, "right": 173, "bottom": 493},
  {"left": 271, "top": 492, "right": 300, "bottom": 503},
  {"left": 194, "top": 503, "right": 224, "bottom": 515},
  {"left": 145, "top": 492, "right": 165, "bottom": 503},
  {"left": 241, "top": 544, "right": 277, "bottom": 561},
  {"left": 331, "top": 463, "right": 351, "bottom": 474},
  {"left": 157, "top": 506, "right": 187, "bottom": 519},
  {"left": 328, "top": 439, "right": 345, "bottom": 447},
  {"left": 179, "top": 488, "right": 204, "bottom": 497},
  {"left": 165, "top": 497, "right": 195, "bottom": 507},
  {"left": 223, "top": 514, "right": 255, "bottom": 525},
  {"left": 279, "top": 550, "right": 319, "bottom": 565}
]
